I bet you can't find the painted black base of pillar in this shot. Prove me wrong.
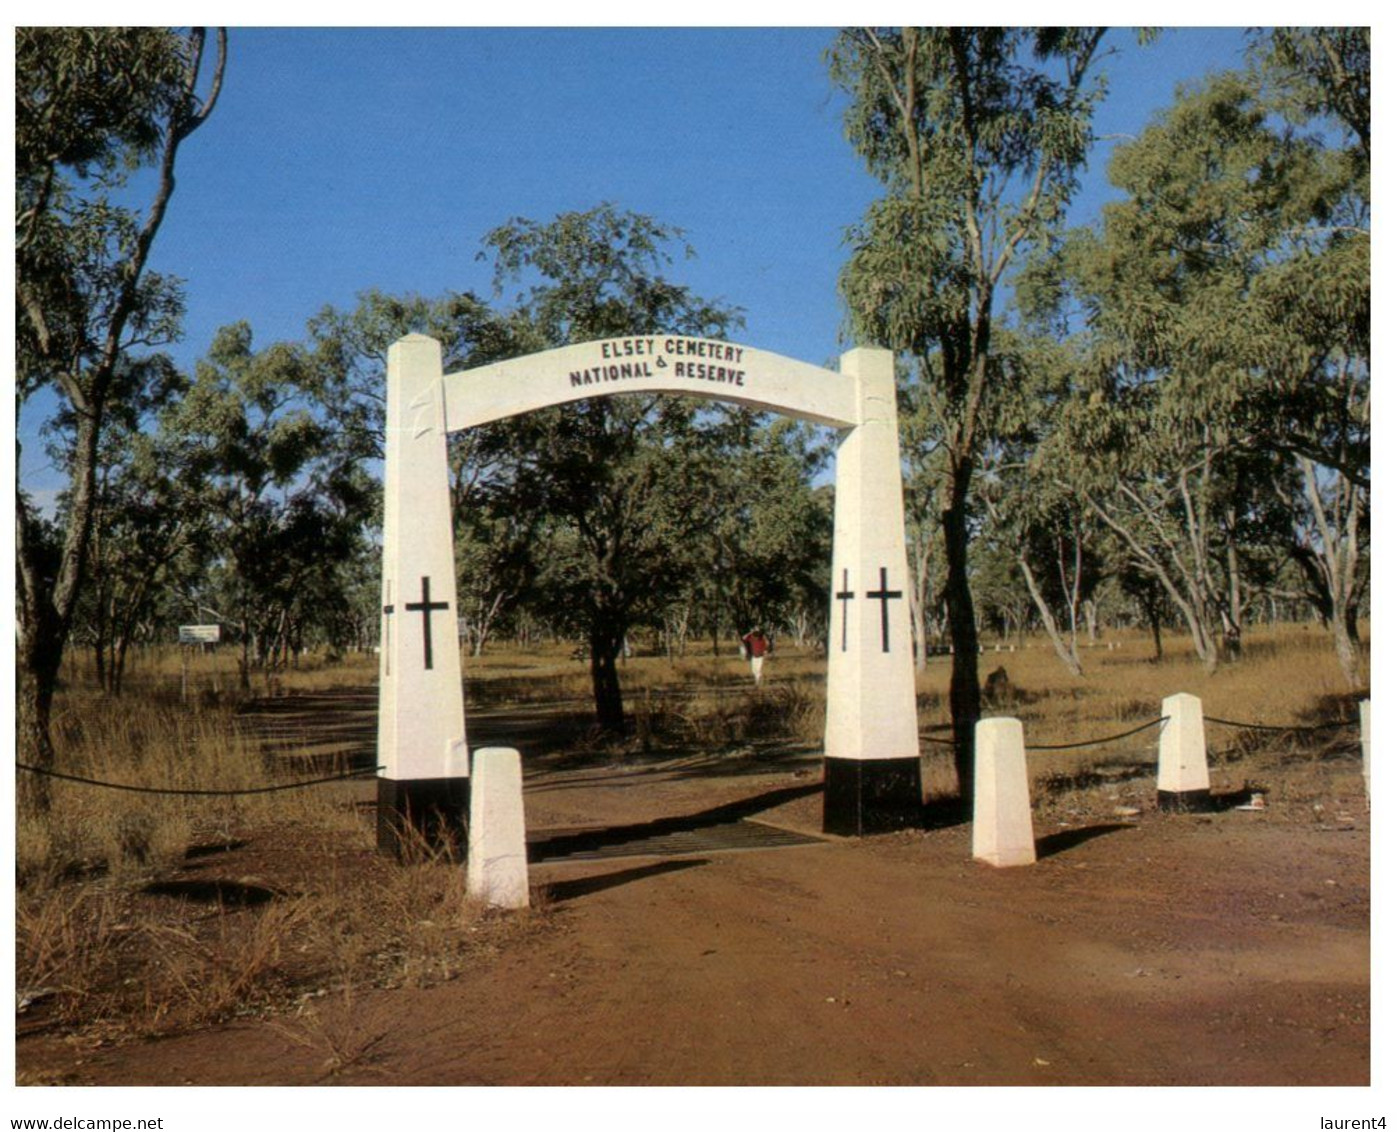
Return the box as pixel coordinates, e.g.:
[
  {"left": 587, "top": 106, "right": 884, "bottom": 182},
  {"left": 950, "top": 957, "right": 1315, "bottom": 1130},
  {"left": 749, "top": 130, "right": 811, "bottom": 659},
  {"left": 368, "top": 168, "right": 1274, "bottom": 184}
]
[
  {"left": 823, "top": 756, "right": 924, "bottom": 836},
  {"left": 1157, "top": 788, "right": 1212, "bottom": 813},
  {"left": 377, "top": 777, "right": 470, "bottom": 860}
]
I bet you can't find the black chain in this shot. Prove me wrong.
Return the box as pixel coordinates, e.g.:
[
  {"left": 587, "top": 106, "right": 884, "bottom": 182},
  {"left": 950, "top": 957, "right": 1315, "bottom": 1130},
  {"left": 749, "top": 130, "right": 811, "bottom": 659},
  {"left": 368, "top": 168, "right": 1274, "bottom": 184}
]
[
  {"left": 922, "top": 717, "right": 1165, "bottom": 751},
  {"left": 1203, "top": 716, "right": 1354, "bottom": 734},
  {"left": 1025, "top": 717, "right": 1167, "bottom": 751},
  {"left": 15, "top": 763, "right": 382, "bottom": 797},
  {"left": 922, "top": 710, "right": 1356, "bottom": 753}
]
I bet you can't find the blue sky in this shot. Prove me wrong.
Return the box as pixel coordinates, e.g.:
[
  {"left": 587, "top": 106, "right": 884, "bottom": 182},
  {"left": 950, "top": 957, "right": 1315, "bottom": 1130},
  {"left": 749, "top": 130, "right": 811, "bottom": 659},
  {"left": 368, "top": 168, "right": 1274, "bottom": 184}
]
[{"left": 18, "top": 26, "right": 1255, "bottom": 499}]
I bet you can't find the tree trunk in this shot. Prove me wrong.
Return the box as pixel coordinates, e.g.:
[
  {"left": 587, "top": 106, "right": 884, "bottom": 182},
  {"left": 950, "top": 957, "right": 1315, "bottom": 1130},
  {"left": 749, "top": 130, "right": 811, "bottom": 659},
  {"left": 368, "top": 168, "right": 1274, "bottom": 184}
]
[
  {"left": 589, "top": 617, "right": 627, "bottom": 734},
  {"left": 1086, "top": 493, "right": 1217, "bottom": 670},
  {"left": 590, "top": 646, "right": 625, "bottom": 733},
  {"left": 15, "top": 30, "right": 225, "bottom": 805},
  {"left": 16, "top": 625, "right": 63, "bottom": 811},
  {"left": 941, "top": 469, "right": 980, "bottom": 814},
  {"left": 1019, "top": 553, "right": 1083, "bottom": 677},
  {"left": 1297, "top": 456, "right": 1367, "bottom": 688},
  {"left": 1138, "top": 586, "right": 1165, "bottom": 661},
  {"left": 1220, "top": 509, "right": 1245, "bottom": 662},
  {"left": 1332, "top": 614, "right": 1360, "bottom": 688},
  {"left": 909, "top": 587, "right": 928, "bottom": 672},
  {"left": 238, "top": 608, "right": 253, "bottom": 692},
  {"left": 94, "top": 633, "right": 109, "bottom": 694},
  {"left": 16, "top": 411, "right": 105, "bottom": 808}
]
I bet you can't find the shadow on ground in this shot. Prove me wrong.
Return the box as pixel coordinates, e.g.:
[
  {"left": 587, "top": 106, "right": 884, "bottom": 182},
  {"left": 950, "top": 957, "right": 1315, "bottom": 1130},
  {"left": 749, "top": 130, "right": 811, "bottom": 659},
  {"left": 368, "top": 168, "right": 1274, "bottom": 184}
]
[
  {"left": 1035, "top": 823, "right": 1134, "bottom": 859},
  {"left": 527, "top": 783, "right": 825, "bottom": 864},
  {"left": 540, "top": 860, "right": 710, "bottom": 903}
]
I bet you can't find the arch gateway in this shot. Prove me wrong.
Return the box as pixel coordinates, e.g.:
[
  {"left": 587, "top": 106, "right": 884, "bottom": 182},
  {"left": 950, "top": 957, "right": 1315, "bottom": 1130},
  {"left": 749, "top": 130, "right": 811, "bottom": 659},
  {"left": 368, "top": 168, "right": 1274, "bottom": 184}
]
[{"left": 376, "top": 332, "right": 921, "bottom": 846}]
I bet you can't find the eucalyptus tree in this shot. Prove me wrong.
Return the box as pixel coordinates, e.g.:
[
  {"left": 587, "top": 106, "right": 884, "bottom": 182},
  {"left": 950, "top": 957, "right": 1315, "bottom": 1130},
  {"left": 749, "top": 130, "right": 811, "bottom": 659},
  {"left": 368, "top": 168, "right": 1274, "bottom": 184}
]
[
  {"left": 477, "top": 205, "right": 741, "bottom": 732},
  {"left": 1050, "top": 56, "right": 1367, "bottom": 678},
  {"left": 1260, "top": 27, "right": 1369, "bottom": 163},
  {"left": 685, "top": 414, "right": 832, "bottom": 651},
  {"left": 453, "top": 505, "right": 538, "bottom": 657},
  {"left": 896, "top": 365, "right": 946, "bottom": 669},
  {"left": 163, "top": 323, "right": 376, "bottom": 688},
  {"left": 35, "top": 349, "right": 193, "bottom": 692},
  {"left": 73, "top": 372, "right": 214, "bottom": 694},
  {"left": 973, "top": 328, "right": 1103, "bottom": 677},
  {"left": 16, "top": 28, "right": 226, "bottom": 793},
  {"left": 982, "top": 468, "right": 1099, "bottom": 677},
  {"left": 306, "top": 287, "right": 526, "bottom": 461},
  {"left": 1251, "top": 27, "right": 1370, "bottom": 684},
  {"left": 827, "top": 27, "right": 1109, "bottom": 807}
]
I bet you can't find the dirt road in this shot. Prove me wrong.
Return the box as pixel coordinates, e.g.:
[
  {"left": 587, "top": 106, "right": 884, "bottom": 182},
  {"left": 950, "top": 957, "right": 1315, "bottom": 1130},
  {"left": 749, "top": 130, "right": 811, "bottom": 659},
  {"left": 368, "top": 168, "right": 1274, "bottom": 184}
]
[{"left": 19, "top": 747, "right": 1369, "bottom": 1088}]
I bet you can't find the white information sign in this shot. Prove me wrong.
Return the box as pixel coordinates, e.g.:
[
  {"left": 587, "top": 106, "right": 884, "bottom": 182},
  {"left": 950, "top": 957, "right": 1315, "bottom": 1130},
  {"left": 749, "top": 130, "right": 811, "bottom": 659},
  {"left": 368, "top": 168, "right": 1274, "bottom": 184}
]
[{"left": 179, "top": 624, "right": 221, "bottom": 645}]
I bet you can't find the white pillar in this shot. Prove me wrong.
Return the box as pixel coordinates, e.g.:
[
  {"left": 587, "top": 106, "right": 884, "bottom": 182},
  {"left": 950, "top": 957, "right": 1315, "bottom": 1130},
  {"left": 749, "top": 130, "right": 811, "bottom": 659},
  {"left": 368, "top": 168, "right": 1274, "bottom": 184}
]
[
  {"left": 377, "top": 334, "right": 470, "bottom": 854},
  {"left": 1157, "top": 692, "right": 1210, "bottom": 812},
  {"left": 467, "top": 748, "right": 530, "bottom": 910},
  {"left": 1361, "top": 700, "right": 1370, "bottom": 805},
  {"left": 972, "top": 717, "right": 1036, "bottom": 867},
  {"left": 822, "top": 347, "right": 921, "bottom": 835}
]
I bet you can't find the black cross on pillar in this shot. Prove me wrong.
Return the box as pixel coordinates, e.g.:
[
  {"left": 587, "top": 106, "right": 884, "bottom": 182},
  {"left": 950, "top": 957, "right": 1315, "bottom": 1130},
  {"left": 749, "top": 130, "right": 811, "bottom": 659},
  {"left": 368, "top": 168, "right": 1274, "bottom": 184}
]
[
  {"left": 866, "top": 566, "right": 903, "bottom": 654},
  {"left": 835, "top": 568, "right": 855, "bottom": 653},
  {"left": 405, "top": 575, "right": 450, "bottom": 670}
]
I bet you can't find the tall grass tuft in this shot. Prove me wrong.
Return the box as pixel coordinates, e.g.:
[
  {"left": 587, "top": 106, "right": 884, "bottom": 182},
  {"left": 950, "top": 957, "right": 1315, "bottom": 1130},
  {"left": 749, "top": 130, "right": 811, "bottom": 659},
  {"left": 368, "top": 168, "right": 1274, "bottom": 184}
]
[
  {"left": 16, "top": 657, "right": 521, "bottom": 1042},
  {"left": 17, "top": 690, "right": 341, "bottom": 886}
]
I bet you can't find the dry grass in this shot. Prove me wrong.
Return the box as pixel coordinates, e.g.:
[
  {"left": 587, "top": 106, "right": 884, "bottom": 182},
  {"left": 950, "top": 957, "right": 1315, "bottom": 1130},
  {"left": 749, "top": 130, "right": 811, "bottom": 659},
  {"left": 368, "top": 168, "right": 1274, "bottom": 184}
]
[
  {"left": 270, "top": 984, "right": 392, "bottom": 1079},
  {"left": 460, "top": 626, "right": 1368, "bottom": 810},
  {"left": 16, "top": 821, "right": 545, "bottom": 1041},
  {"left": 16, "top": 657, "right": 541, "bottom": 1045},
  {"left": 17, "top": 689, "right": 349, "bottom": 887},
  {"left": 913, "top": 624, "right": 1368, "bottom": 809},
  {"left": 465, "top": 643, "right": 829, "bottom": 755},
  {"left": 17, "top": 624, "right": 1366, "bottom": 1045}
]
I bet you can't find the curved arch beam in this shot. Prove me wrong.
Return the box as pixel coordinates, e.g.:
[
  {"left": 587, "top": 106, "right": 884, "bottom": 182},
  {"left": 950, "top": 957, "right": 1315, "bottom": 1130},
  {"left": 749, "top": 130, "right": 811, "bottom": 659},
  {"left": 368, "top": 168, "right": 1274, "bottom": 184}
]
[{"left": 443, "top": 335, "right": 859, "bottom": 431}]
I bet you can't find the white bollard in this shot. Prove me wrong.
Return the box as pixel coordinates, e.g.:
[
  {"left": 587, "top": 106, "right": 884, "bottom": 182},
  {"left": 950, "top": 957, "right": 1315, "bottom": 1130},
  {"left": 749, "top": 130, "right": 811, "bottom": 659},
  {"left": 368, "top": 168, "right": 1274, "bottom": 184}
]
[
  {"left": 973, "top": 717, "right": 1036, "bottom": 867},
  {"left": 467, "top": 747, "right": 530, "bottom": 909},
  {"left": 1361, "top": 700, "right": 1370, "bottom": 805},
  {"left": 1158, "top": 693, "right": 1210, "bottom": 812}
]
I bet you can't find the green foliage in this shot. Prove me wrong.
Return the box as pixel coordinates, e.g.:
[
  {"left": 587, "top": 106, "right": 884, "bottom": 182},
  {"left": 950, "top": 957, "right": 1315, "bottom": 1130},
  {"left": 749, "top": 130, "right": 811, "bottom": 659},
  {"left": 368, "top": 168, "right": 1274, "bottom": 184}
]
[
  {"left": 1256, "top": 27, "right": 1369, "bottom": 161},
  {"left": 16, "top": 28, "right": 219, "bottom": 403},
  {"left": 16, "top": 27, "right": 225, "bottom": 783},
  {"left": 15, "top": 28, "right": 188, "bottom": 177},
  {"left": 306, "top": 288, "right": 520, "bottom": 459},
  {"left": 831, "top": 28, "right": 1106, "bottom": 369},
  {"left": 1032, "top": 45, "right": 1367, "bottom": 676},
  {"left": 481, "top": 204, "right": 733, "bottom": 346},
  {"left": 161, "top": 324, "right": 377, "bottom": 682},
  {"left": 473, "top": 206, "right": 748, "bottom": 726},
  {"left": 682, "top": 415, "right": 832, "bottom": 640}
]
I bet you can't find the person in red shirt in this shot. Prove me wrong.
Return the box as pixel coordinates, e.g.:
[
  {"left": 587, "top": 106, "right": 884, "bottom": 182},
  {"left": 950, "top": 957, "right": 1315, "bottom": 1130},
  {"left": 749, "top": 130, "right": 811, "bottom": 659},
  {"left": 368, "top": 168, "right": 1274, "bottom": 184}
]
[{"left": 741, "top": 628, "right": 770, "bottom": 686}]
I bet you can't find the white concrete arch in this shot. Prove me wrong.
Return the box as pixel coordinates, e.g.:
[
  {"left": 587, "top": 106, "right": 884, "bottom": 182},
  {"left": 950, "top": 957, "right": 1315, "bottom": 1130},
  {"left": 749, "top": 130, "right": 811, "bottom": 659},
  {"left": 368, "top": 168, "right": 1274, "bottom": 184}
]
[
  {"left": 441, "top": 335, "right": 860, "bottom": 431},
  {"left": 377, "top": 333, "right": 921, "bottom": 847}
]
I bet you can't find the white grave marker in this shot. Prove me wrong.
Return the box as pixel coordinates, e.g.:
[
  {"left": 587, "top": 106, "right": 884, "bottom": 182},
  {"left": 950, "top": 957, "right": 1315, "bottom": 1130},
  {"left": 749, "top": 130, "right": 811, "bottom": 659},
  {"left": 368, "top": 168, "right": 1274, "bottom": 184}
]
[
  {"left": 972, "top": 717, "right": 1036, "bottom": 867},
  {"left": 467, "top": 748, "right": 530, "bottom": 910},
  {"left": 1157, "top": 692, "right": 1211, "bottom": 812}
]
